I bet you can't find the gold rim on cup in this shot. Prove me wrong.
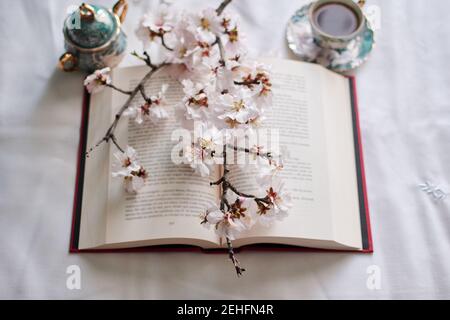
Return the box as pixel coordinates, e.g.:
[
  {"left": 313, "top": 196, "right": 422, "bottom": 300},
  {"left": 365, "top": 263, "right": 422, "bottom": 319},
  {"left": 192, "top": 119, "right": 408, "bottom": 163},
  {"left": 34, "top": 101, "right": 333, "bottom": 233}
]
[{"left": 308, "top": 0, "right": 366, "bottom": 43}]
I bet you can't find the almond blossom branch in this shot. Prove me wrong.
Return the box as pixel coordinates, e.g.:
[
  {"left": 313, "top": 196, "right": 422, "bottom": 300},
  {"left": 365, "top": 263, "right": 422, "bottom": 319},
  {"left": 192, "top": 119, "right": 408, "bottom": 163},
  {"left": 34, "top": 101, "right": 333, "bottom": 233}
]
[
  {"left": 131, "top": 51, "right": 156, "bottom": 69},
  {"left": 227, "top": 237, "right": 245, "bottom": 276},
  {"left": 220, "top": 144, "right": 229, "bottom": 211},
  {"left": 110, "top": 134, "right": 125, "bottom": 153},
  {"left": 106, "top": 83, "right": 133, "bottom": 95},
  {"left": 218, "top": 144, "right": 246, "bottom": 276},
  {"left": 226, "top": 182, "right": 269, "bottom": 203},
  {"left": 84, "top": 0, "right": 290, "bottom": 275},
  {"left": 86, "top": 63, "right": 169, "bottom": 156},
  {"left": 210, "top": 177, "right": 224, "bottom": 186},
  {"left": 218, "top": 142, "right": 245, "bottom": 276},
  {"left": 228, "top": 145, "right": 273, "bottom": 161},
  {"left": 139, "top": 85, "right": 151, "bottom": 102}
]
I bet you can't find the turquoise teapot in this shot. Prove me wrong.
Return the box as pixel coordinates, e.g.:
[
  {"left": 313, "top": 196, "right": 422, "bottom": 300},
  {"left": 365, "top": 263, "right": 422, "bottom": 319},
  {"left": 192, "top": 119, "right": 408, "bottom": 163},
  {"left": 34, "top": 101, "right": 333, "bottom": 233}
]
[{"left": 59, "top": 1, "right": 128, "bottom": 72}]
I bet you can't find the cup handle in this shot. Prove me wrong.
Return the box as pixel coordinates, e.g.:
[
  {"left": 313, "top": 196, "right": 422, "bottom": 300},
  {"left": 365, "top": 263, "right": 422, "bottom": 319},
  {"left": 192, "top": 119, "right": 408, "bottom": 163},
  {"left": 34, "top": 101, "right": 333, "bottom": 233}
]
[
  {"left": 357, "top": 0, "right": 366, "bottom": 7},
  {"left": 59, "top": 52, "right": 78, "bottom": 72},
  {"left": 113, "top": 0, "right": 128, "bottom": 24}
]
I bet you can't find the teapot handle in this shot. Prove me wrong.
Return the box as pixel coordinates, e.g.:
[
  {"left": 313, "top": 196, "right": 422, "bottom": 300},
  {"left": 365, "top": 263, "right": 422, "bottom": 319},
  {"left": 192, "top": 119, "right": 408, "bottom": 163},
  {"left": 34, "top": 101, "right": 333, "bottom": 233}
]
[
  {"left": 113, "top": 0, "right": 128, "bottom": 24},
  {"left": 59, "top": 52, "right": 78, "bottom": 72}
]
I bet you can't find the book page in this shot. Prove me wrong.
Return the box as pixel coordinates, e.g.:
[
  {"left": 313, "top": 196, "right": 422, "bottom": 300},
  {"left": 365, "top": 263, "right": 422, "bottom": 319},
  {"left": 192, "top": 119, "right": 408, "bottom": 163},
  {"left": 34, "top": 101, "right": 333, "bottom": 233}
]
[
  {"left": 103, "top": 66, "right": 220, "bottom": 248},
  {"left": 320, "top": 69, "right": 362, "bottom": 249},
  {"left": 229, "top": 59, "right": 335, "bottom": 243},
  {"left": 229, "top": 59, "right": 362, "bottom": 250}
]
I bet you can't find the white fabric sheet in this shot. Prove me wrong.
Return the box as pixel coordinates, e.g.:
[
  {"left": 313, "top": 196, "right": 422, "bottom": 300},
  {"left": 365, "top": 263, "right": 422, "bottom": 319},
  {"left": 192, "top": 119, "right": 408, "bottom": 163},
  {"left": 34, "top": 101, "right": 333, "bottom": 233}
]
[{"left": 0, "top": 0, "right": 449, "bottom": 299}]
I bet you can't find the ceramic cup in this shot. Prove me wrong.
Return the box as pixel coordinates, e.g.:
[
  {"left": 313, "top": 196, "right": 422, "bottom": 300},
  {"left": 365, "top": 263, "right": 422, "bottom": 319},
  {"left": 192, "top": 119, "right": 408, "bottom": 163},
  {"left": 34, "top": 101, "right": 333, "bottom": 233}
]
[{"left": 309, "top": 0, "right": 366, "bottom": 50}]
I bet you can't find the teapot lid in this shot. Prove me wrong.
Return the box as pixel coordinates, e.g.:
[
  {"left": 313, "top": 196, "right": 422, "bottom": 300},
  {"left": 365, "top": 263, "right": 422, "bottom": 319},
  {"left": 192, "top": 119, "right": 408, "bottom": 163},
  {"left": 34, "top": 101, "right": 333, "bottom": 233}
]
[{"left": 64, "top": 4, "right": 119, "bottom": 49}]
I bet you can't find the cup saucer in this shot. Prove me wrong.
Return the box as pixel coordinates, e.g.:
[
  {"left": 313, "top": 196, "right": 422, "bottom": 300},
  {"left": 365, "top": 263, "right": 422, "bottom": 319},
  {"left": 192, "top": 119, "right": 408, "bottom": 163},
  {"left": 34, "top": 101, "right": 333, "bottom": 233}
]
[{"left": 286, "top": 2, "right": 375, "bottom": 73}]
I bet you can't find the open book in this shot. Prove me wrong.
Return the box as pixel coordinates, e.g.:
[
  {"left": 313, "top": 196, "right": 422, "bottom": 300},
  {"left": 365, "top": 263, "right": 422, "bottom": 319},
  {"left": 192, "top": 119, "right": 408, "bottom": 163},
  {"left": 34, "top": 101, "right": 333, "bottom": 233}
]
[{"left": 71, "top": 58, "right": 372, "bottom": 252}]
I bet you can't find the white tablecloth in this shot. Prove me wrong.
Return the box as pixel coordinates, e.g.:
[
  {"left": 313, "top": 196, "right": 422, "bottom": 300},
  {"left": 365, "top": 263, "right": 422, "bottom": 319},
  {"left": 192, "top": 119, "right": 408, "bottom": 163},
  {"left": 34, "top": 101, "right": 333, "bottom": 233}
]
[{"left": 1, "top": 0, "right": 449, "bottom": 299}]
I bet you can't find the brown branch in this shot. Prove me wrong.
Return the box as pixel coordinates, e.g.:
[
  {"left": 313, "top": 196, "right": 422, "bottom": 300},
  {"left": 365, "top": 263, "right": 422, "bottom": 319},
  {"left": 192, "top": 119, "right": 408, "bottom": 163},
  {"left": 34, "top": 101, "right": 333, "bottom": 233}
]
[
  {"left": 219, "top": 144, "right": 244, "bottom": 275},
  {"left": 234, "top": 79, "right": 259, "bottom": 87},
  {"left": 139, "top": 85, "right": 151, "bottom": 102},
  {"left": 216, "top": 36, "right": 226, "bottom": 62},
  {"left": 216, "top": 0, "right": 233, "bottom": 15},
  {"left": 220, "top": 144, "right": 229, "bottom": 211},
  {"left": 210, "top": 177, "right": 225, "bottom": 186},
  {"left": 226, "top": 237, "right": 245, "bottom": 276},
  {"left": 228, "top": 145, "right": 273, "bottom": 160},
  {"left": 106, "top": 83, "right": 133, "bottom": 95},
  {"left": 143, "top": 51, "right": 156, "bottom": 68},
  {"left": 217, "top": 143, "right": 245, "bottom": 276},
  {"left": 226, "top": 182, "right": 269, "bottom": 204},
  {"left": 213, "top": 139, "right": 275, "bottom": 277},
  {"left": 86, "top": 63, "right": 169, "bottom": 156},
  {"left": 161, "top": 34, "right": 174, "bottom": 52},
  {"left": 131, "top": 51, "right": 156, "bottom": 69},
  {"left": 110, "top": 134, "right": 125, "bottom": 153}
]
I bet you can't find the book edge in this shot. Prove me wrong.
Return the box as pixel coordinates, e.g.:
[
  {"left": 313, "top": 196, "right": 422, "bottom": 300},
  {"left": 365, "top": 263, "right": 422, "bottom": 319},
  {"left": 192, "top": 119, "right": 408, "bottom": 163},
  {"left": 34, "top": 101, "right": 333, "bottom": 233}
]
[
  {"left": 348, "top": 76, "right": 374, "bottom": 253},
  {"left": 69, "top": 88, "right": 90, "bottom": 253}
]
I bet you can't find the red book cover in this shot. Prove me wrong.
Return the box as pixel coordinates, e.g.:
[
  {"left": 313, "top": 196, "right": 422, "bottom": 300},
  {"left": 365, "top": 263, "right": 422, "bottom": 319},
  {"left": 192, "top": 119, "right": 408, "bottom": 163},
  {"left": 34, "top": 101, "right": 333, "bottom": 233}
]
[{"left": 70, "top": 76, "right": 373, "bottom": 254}]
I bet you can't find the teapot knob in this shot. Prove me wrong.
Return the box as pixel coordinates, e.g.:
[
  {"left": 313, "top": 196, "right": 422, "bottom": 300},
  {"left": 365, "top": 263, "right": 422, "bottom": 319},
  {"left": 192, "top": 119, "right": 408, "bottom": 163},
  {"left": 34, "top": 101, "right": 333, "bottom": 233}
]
[
  {"left": 59, "top": 52, "right": 78, "bottom": 72},
  {"left": 79, "top": 3, "right": 96, "bottom": 22},
  {"left": 113, "top": 0, "right": 128, "bottom": 24},
  {"left": 357, "top": 0, "right": 366, "bottom": 7}
]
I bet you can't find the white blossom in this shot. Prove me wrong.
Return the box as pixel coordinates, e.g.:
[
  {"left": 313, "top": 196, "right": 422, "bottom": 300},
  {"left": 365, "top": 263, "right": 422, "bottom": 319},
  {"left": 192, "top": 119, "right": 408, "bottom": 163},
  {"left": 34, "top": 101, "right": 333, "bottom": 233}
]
[
  {"left": 125, "top": 85, "right": 169, "bottom": 125},
  {"left": 216, "top": 88, "right": 260, "bottom": 125},
  {"left": 148, "top": 84, "right": 170, "bottom": 123},
  {"left": 112, "top": 146, "right": 148, "bottom": 194},
  {"left": 222, "top": 25, "right": 246, "bottom": 56},
  {"left": 182, "top": 143, "right": 212, "bottom": 177},
  {"left": 123, "top": 173, "right": 147, "bottom": 194},
  {"left": 253, "top": 178, "right": 292, "bottom": 226},
  {"left": 181, "top": 80, "right": 214, "bottom": 121},
  {"left": 190, "top": 38, "right": 221, "bottom": 69},
  {"left": 135, "top": 4, "right": 174, "bottom": 49},
  {"left": 257, "top": 158, "right": 284, "bottom": 186},
  {"left": 84, "top": 68, "right": 111, "bottom": 94},
  {"left": 112, "top": 146, "right": 141, "bottom": 177},
  {"left": 181, "top": 124, "right": 227, "bottom": 177},
  {"left": 235, "top": 62, "right": 273, "bottom": 108},
  {"left": 194, "top": 124, "right": 228, "bottom": 151},
  {"left": 191, "top": 8, "right": 222, "bottom": 44},
  {"left": 165, "top": 19, "right": 198, "bottom": 65},
  {"left": 202, "top": 198, "right": 253, "bottom": 240}
]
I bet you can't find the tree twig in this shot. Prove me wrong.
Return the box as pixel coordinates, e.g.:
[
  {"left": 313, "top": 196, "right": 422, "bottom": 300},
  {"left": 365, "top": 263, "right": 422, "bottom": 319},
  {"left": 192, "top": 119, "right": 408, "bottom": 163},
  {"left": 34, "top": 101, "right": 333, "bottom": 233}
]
[
  {"left": 216, "top": 0, "right": 233, "bottom": 15},
  {"left": 106, "top": 83, "right": 133, "bottom": 95},
  {"left": 161, "top": 34, "right": 174, "bottom": 51},
  {"left": 227, "top": 144, "right": 273, "bottom": 160},
  {"left": 86, "top": 63, "right": 169, "bottom": 156},
  {"left": 219, "top": 142, "right": 246, "bottom": 277},
  {"left": 139, "top": 85, "right": 151, "bottom": 102},
  {"left": 226, "top": 237, "right": 245, "bottom": 276},
  {"left": 131, "top": 51, "right": 156, "bottom": 69}
]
